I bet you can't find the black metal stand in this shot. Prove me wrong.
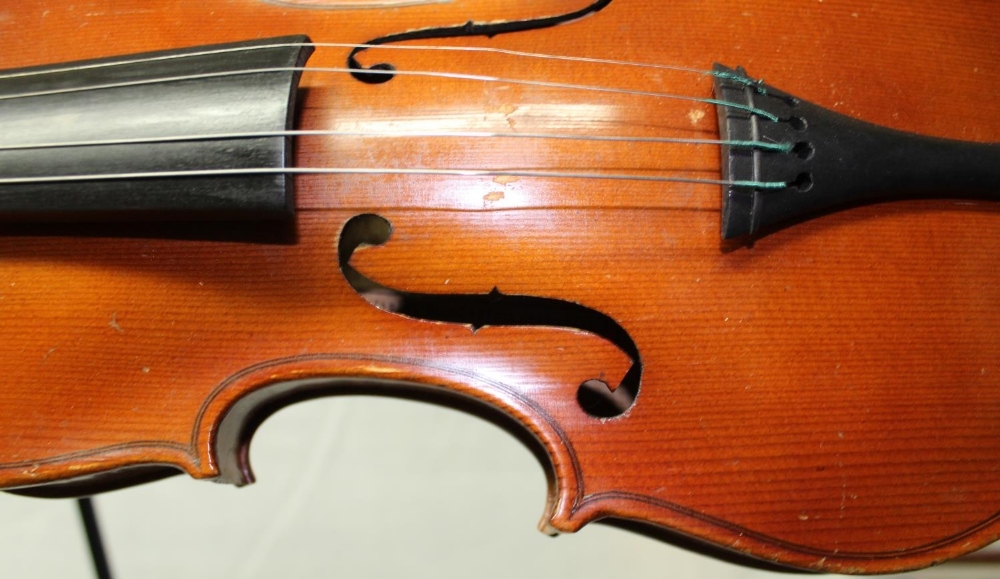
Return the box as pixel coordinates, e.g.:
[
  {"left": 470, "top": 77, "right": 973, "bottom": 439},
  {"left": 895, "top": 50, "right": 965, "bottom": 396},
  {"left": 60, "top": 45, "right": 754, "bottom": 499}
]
[{"left": 77, "top": 498, "right": 114, "bottom": 579}]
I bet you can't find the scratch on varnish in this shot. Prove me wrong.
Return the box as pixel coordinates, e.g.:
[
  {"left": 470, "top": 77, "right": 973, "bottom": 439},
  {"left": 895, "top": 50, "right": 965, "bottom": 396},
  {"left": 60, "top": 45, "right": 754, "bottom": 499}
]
[
  {"left": 109, "top": 313, "right": 124, "bottom": 333},
  {"left": 498, "top": 103, "right": 518, "bottom": 128},
  {"left": 493, "top": 175, "right": 519, "bottom": 186},
  {"left": 687, "top": 108, "right": 706, "bottom": 125},
  {"left": 483, "top": 191, "right": 505, "bottom": 203}
]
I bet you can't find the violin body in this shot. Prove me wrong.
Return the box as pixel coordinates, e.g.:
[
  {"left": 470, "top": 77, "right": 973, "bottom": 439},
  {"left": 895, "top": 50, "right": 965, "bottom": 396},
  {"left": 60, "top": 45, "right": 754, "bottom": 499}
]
[{"left": 1, "top": 0, "right": 999, "bottom": 573}]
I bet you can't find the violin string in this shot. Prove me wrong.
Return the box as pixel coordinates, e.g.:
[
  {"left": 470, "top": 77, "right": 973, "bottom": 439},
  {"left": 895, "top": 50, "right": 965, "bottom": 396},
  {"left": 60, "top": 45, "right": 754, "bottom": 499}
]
[
  {"left": 0, "top": 167, "right": 787, "bottom": 190},
  {"left": 0, "top": 66, "right": 779, "bottom": 122},
  {"left": 0, "top": 129, "right": 792, "bottom": 154},
  {"left": 0, "top": 41, "right": 755, "bottom": 87},
  {"left": 0, "top": 43, "right": 786, "bottom": 187}
]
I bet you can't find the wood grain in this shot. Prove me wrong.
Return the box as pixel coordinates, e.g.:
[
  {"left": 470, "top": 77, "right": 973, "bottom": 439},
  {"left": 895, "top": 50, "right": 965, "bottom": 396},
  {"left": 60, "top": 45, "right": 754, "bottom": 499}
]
[{"left": 0, "top": 0, "right": 998, "bottom": 573}]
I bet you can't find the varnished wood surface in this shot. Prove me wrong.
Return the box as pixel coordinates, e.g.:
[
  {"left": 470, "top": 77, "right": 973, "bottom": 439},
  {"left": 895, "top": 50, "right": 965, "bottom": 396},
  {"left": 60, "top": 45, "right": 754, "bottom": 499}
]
[{"left": 1, "top": 0, "right": 999, "bottom": 573}]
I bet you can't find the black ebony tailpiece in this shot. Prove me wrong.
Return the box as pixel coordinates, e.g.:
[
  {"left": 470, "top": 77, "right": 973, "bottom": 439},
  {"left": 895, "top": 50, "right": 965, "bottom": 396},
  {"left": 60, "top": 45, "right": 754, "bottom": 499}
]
[{"left": 714, "top": 64, "right": 1000, "bottom": 239}]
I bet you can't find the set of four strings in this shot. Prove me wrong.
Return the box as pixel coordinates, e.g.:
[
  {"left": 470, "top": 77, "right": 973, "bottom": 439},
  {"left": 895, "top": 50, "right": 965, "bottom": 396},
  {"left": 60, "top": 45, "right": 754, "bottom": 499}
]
[{"left": 0, "top": 40, "right": 791, "bottom": 189}]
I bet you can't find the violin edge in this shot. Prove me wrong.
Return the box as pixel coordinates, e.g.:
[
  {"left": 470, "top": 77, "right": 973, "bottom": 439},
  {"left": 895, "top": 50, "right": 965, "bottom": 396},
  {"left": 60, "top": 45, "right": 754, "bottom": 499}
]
[{"left": 6, "top": 356, "right": 1000, "bottom": 575}]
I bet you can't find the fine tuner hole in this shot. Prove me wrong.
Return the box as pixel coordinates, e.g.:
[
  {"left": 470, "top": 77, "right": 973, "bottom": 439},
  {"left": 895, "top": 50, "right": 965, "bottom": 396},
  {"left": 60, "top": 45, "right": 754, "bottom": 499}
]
[
  {"left": 788, "top": 116, "right": 808, "bottom": 131},
  {"left": 792, "top": 172, "right": 814, "bottom": 192},
  {"left": 793, "top": 141, "right": 815, "bottom": 160}
]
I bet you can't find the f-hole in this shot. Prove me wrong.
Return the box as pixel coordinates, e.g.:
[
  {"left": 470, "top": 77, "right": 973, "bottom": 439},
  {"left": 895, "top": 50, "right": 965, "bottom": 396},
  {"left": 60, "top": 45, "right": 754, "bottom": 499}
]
[
  {"left": 347, "top": 0, "right": 615, "bottom": 84},
  {"left": 337, "top": 213, "right": 641, "bottom": 418}
]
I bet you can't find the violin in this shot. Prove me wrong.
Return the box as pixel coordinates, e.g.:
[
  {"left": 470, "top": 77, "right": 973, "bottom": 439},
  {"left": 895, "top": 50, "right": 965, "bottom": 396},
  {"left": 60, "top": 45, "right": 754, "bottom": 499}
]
[{"left": 1, "top": 0, "right": 998, "bottom": 573}]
